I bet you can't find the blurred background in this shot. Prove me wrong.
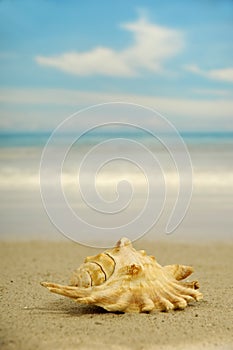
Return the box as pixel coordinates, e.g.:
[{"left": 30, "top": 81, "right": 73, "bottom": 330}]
[{"left": 0, "top": 0, "right": 232, "bottom": 243}]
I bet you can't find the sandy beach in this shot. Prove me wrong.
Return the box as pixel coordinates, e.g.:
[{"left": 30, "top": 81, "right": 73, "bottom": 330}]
[
  {"left": 1, "top": 1, "right": 233, "bottom": 349},
  {"left": 0, "top": 239, "right": 232, "bottom": 350}
]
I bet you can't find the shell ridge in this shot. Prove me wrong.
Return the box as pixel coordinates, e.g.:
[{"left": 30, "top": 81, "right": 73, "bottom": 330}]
[
  {"left": 155, "top": 279, "right": 188, "bottom": 310},
  {"left": 91, "top": 261, "right": 107, "bottom": 282},
  {"left": 172, "top": 279, "right": 203, "bottom": 300},
  {"left": 103, "top": 252, "right": 116, "bottom": 275},
  {"left": 86, "top": 269, "right": 92, "bottom": 287}
]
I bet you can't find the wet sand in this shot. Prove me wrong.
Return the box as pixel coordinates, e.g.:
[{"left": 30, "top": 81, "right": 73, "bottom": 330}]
[{"left": 0, "top": 240, "right": 232, "bottom": 350}]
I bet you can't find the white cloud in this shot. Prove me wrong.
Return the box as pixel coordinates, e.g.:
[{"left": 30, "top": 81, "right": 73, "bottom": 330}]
[
  {"left": 185, "top": 64, "right": 233, "bottom": 83},
  {"left": 36, "top": 48, "right": 135, "bottom": 77},
  {"left": 0, "top": 88, "right": 233, "bottom": 131},
  {"left": 192, "top": 88, "right": 233, "bottom": 97},
  {"left": 35, "top": 17, "right": 184, "bottom": 77},
  {"left": 209, "top": 68, "right": 233, "bottom": 82}
]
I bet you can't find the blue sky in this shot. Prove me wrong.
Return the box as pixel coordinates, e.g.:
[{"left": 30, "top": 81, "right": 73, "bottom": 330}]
[{"left": 0, "top": 0, "right": 233, "bottom": 131}]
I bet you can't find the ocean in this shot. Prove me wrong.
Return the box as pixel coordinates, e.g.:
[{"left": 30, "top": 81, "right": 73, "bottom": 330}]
[{"left": 0, "top": 131, "right": 232, "bottom": 246}]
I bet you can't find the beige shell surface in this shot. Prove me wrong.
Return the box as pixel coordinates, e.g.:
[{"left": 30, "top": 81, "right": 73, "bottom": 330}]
[
  {"left": 70, "top": 251, "right": 115, "bottom": 287},
  {"left": 41, "top": 237, "right": 203, "bottom": 313}
]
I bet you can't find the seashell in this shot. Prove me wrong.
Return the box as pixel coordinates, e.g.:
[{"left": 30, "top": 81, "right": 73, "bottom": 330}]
[{"left": 41, "top": 237, "right": 203, "bottom": 313}]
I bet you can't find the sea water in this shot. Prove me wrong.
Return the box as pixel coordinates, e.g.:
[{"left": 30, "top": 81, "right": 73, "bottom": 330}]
[{"left": 0, "top": 131, "right": 232, "bottom": 243}]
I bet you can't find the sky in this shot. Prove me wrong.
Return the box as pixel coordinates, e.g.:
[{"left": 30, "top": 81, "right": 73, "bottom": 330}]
[{"left": 0, "top": 0, "right": 233, "bottom": 132}]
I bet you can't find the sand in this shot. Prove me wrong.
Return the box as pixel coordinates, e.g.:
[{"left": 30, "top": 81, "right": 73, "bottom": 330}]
[{"left": 0, "top": 240, "right": 232, "bottom": 350}]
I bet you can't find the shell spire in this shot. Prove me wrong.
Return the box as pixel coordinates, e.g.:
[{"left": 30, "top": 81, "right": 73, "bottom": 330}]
[{"left": 41, "top": 237, "right": 203, "bottom": 313}]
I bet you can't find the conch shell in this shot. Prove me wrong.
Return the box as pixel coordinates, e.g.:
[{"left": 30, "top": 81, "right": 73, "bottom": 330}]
[{"left": 41, "top": 237, "right": 203, "bottom": 313}]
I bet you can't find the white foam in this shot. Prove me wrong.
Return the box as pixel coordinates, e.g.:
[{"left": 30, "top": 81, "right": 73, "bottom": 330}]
[{"left": 0, "top": 169, "right": 232, "bottom": 193}]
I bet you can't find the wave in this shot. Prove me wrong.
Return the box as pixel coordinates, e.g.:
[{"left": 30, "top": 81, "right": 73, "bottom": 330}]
[{"left": 1, "top": 169, "right": 232, "bottom": 193}]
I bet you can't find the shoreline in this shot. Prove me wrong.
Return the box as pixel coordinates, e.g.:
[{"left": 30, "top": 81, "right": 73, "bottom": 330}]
[{"left": 1, "top": 240, "right": 233, "bottom": 350}]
